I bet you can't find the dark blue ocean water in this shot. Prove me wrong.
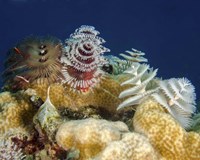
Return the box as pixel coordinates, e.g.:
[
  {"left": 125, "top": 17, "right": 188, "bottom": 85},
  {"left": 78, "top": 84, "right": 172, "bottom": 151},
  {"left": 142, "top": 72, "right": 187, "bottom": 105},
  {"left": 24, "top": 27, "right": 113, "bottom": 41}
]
[{"left": 0, "top": 0, "right": 200, "bottom": 103}]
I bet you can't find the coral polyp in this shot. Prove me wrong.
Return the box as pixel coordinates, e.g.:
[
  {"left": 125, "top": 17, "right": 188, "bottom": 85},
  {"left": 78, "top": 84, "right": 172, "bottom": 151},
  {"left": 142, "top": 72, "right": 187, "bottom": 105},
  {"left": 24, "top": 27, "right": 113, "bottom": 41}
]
[
  {"left": 3, "top": 36, "right": 64, "bottom": 89},
  {"left": 61, "top": 25, "right": 110, "bottom": 92}
]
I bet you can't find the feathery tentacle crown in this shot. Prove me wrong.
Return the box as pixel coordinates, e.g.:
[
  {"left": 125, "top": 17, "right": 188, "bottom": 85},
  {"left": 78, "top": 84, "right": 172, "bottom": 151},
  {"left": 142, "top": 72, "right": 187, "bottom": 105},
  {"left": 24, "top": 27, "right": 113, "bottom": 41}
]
[
  {"left": 151, "top": 78, "right": 196, "bottom": 128},
  {"left": 104, "top": 48, "right": 148, "bottom": 75},
  {"left": 61, "top": 25, "right": 110, "bottom": 92},
  {"left": 118, "top": 63, "right": 158, "bottom": 110},
  {"left": 0, "top": 139, "right": 26, "bottom": 160},
  {"left": 117, "top": 49, "right": 158, "bottom": 110},
  {"left": 3, "top": 36, "right": 64, "bottom": 89},
  {"left": 118, "top": 49, "right": 196, "bottom": 128}
]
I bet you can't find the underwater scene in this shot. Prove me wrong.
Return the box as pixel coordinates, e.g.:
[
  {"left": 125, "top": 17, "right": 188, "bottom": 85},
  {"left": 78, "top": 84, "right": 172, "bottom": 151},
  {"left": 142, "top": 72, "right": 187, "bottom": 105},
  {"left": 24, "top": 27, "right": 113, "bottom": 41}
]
[{"left": 0, "top": 0, "right": 200, "bottom": 160}]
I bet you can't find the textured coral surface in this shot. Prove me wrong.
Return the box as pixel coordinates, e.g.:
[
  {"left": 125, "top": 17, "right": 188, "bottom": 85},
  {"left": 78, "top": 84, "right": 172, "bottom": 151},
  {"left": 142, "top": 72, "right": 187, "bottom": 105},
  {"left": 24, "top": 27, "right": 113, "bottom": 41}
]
[
  {"left": 28, "top": 74, "right": 131, "bottom": 114},
  {"left": 0, "top": 91, "right": 36, "bottom": 134},
  {"left": 94, "top": 132, "right": 161, "bottom": 160},
  {"left": 133, "top": 98, "right": 200, "bottom": 160},
  {"left": 56, "top": 118, "right": 129, "bottom": 160},
  {"left": 56, "top": 118, "right": 161, "bottom": 160}
]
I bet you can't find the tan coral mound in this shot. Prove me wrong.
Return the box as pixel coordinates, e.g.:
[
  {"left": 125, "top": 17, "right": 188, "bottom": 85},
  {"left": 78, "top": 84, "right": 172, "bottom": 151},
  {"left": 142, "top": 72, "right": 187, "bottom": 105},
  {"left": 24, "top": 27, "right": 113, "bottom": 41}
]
[
  {"left": 29, "top": 74, "right": 131, "bottom": 113},
  {"left": 133, "top": 98, "right": 200, "bottom": 160},
  {"left": 94, "top": 132, "right": 161, "bottom": 160},
  {"left": 56, "top": 118, "right": 129, "bottom": 160},
  {"left": 0, "top": 91, "right": 36, "bottom": 134}
]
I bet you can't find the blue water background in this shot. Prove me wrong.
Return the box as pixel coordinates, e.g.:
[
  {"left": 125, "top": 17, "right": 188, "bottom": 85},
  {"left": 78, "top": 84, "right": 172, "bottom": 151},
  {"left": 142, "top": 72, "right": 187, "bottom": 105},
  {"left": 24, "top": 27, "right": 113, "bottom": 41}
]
[{"left": 0, "top": 0, "right": 200, "bottom": 104}]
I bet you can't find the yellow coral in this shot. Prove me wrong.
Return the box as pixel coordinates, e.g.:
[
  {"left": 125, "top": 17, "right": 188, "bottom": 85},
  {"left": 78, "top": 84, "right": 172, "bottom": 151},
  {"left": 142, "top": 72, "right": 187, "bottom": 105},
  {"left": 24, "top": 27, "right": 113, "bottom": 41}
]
[
  {"left": 56, "top": 118, "right": 129, "bottom": 160},
  {"left": 133, "top": 98, "right": 200, "bottom": 160},
  {"left": 0, "top": 91, "right": 37, "bottom": 134},
  {"left": 29, "top": 74, "right": 131, "bottom": 113},
  {"left": 56, "top": 118, "right": 163, "bottom": 160},
  {"left": 94, "top": 132, "right": 161, "bottom": 160}
]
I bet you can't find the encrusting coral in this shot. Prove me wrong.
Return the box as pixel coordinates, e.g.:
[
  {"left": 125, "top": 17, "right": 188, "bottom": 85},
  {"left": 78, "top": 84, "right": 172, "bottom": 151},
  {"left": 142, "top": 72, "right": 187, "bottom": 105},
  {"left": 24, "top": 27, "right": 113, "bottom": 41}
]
[
  {"left": 26, "top": 47, "right": 147, "bottom": 115},
  {"left": 133, "top": 98, "right": 200, "bottom": 160},
  {"left": 27, "top": 74, "right": 132, "bottom": 115}
]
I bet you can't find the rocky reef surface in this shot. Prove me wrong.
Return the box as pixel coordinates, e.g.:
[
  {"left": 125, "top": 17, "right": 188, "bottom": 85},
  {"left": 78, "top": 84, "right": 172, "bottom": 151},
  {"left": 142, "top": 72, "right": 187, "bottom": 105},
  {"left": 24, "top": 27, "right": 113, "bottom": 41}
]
[{"left": 0, "top": 25, "right": 200, "bottom": 160}]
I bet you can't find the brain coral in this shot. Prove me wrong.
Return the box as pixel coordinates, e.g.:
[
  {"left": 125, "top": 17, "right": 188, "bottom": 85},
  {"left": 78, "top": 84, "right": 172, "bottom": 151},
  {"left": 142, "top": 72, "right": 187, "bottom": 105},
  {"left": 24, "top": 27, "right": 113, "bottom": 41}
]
[
  {"left": 56, "top": 118, "right": 129, "bottom": 160},
  {"left": 94, "top": 132, "right": 161, "bottom": 160},
  {"left": 56, "top": 118, "right": 161, "bottom": 160},
  {"left": 133, "top": 98, "right": 200, "bottom": 160}
]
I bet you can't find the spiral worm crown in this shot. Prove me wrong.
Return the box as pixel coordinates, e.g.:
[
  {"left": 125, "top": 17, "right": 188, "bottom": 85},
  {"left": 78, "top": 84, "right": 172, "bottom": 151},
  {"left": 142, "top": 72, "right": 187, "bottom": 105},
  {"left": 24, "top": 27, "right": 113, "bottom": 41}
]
[{"left": 61, "top": 25, "right": 110, "bottom": 92}]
